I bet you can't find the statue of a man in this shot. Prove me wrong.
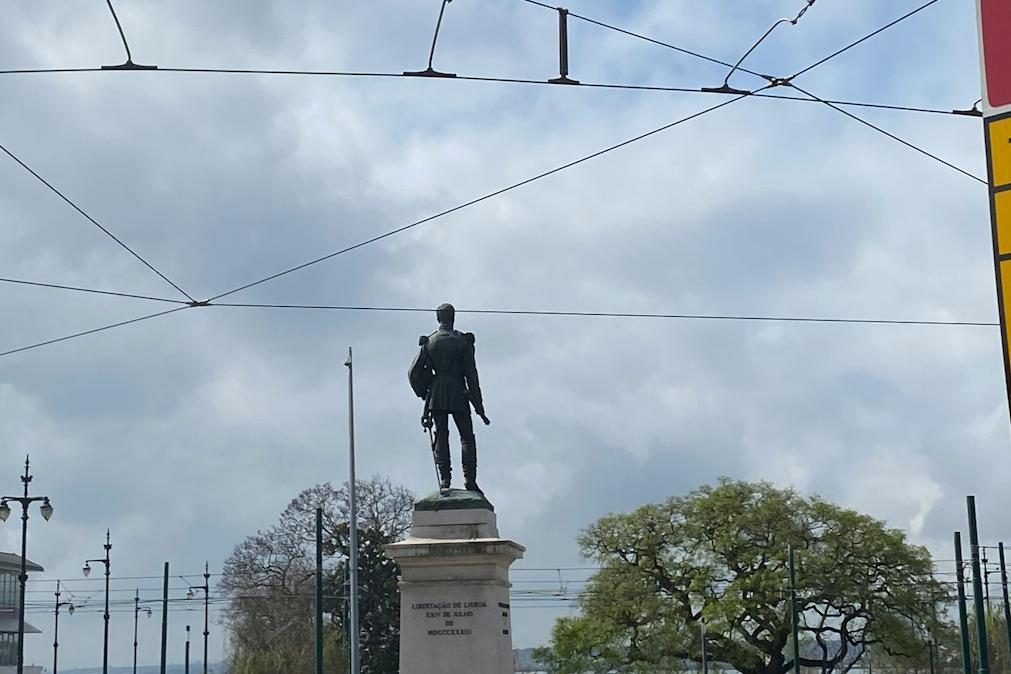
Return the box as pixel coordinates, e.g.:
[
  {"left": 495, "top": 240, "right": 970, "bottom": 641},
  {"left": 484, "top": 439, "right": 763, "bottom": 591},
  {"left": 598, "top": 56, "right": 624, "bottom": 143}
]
[{"left": 409, "top": 303, "right": 490, "bottom": 492}]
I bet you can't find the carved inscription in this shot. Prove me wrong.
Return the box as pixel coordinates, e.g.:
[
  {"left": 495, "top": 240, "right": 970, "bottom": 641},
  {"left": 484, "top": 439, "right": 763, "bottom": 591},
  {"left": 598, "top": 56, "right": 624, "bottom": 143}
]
[{"left": 411, "top": 600, "right": 488, "bottom": 636}]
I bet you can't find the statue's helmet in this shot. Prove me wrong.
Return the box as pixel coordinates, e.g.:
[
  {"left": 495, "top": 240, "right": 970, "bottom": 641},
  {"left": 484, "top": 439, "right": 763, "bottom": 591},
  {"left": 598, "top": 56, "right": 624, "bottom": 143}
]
[{"left": 436, "top": 303, "right": 455, "bottom": 325}]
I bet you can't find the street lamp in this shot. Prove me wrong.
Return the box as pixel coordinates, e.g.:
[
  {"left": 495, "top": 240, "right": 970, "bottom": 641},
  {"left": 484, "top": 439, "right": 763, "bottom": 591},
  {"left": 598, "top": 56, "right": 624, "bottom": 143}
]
[
  {"left": 0, "top": 456, "right": 54, "bottom": 674},
  {"left": 133, "top": 589, "right": 152, "bottom": 674},
  {"left": 182, "top": 562, "right": 211, "bottom": 674},
  {"left": 83, "top": 530, "right": 113, "bottom": 674},
  {"left": 53, "top": 580, "right": 75, "bottom": 674}
]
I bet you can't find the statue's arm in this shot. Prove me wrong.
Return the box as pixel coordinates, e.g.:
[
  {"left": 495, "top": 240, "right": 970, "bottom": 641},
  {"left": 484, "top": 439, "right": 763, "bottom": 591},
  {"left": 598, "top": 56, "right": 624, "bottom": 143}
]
[{"left": 463, "top": 335, "right": 485, "bottom": 416}]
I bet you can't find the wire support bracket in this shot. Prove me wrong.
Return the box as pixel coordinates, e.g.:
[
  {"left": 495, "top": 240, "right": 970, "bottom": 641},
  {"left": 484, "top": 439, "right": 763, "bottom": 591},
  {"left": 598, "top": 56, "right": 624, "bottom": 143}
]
[
  {"left": 547, "top": 8, "right": 580, "bottom": 85},
  {"left": 404, "top": 0, "right": 457, "bottom": 78},
  {"left": 100, "top": 0, "right": 158, "bottom": 71}
]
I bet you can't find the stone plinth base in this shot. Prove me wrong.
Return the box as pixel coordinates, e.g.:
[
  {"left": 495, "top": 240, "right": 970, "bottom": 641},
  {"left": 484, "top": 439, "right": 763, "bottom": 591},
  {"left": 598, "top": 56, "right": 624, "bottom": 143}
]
[{"left": 386, "top": 490, "right": 525, "bottom": 674}]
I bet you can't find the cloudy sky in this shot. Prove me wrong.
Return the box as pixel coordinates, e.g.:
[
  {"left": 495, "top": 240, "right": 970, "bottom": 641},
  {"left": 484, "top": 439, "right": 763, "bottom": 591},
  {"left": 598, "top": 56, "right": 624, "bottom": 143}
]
[{"left": 0, "top": 0, "right": 1003, "bottom": 668}]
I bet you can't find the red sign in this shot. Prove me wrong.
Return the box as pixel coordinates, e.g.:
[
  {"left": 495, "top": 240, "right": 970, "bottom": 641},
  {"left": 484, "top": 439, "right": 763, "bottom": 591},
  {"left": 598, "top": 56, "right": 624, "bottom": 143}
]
[{"left": 981, "top": 0, "right": 1011, "bottom": 111}]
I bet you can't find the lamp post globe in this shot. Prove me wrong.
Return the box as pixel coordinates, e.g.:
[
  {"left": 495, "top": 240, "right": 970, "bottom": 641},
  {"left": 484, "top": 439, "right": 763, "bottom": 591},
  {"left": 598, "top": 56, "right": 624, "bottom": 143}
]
[
  {"left": 82, "top": 563, "right": 91, "bottom": 578},
  {"left": 40, "top": 500, "right": 53, "bottom": 521},
  {"left": 0, "top": 501, "right": 10, "bottom": 522}
]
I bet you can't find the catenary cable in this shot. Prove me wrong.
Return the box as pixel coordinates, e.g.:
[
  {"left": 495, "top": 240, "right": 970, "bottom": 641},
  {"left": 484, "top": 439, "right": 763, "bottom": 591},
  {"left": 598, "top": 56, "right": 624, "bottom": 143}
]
[
  {"left": 0, "top": 277, "right": 189, "bottom": 304},
  {"left": 0, "top": 305, "right": 191, "bottom": 358},
  {"left": 789, "top": 0, "right": 943, "bottom": 81},
  {"left": 0, "top": 66, "right": 967, "bottom": 118},
  {"left": 516, "top": 0, "right": 770, "bottom": 83},
  {"left": 211, "top": 302, "right": 998, "bottom": 328},
  {"left": 719, "top": 0, "right": 818, "bottom": 90},
  {"left": 206, "top": 92, "right": 757, "bottom": 303},
  {"left": 0, "top": 141, "right": 196, "bottom": 302},
  {"left": 786, "top": 82, "right": 986, "bottom": 185}
]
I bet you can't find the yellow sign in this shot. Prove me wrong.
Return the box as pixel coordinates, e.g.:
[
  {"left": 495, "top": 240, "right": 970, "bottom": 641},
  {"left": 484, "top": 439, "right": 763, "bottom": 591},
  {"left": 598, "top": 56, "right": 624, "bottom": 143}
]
[{"left": 987, "top": 112, "right": 1011, "bottom": 414}]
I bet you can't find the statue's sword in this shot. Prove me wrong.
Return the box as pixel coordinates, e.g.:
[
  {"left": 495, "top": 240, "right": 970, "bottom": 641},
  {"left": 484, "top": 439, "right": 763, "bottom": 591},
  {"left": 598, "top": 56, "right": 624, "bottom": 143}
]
[{"left": 421, "top": 394, "right": 442, "bottom": 490}]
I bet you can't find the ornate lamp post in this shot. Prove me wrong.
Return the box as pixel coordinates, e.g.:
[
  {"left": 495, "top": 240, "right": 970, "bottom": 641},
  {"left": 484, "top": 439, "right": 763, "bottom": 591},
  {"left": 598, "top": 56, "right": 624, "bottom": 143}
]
[
  {"left": 83, "top": 530, "right": 112, "bottom": 674},
  {"left": 0, "top": 456, "right": 54, "bottom": 674},
  {"left": 184, "top": 563, "right": 211, "bottom": 674},
  {"left": 53, "top": 581, "right": 75, "bottom": 674},
  {"left": 133, "top": 589, "right": 152, "bottom": 674}
]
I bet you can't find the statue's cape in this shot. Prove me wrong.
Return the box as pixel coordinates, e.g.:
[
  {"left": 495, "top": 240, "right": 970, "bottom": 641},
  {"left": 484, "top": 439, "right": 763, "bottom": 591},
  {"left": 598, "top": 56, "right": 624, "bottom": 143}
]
[{"left": 408, "top": 339, "right": 433, "bottom": 399}]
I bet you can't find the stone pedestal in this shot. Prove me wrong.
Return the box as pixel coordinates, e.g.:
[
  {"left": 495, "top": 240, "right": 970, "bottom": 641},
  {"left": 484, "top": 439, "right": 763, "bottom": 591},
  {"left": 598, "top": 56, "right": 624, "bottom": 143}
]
[{"left": 386, "top": 489, "right": 525, "bottom": 674}]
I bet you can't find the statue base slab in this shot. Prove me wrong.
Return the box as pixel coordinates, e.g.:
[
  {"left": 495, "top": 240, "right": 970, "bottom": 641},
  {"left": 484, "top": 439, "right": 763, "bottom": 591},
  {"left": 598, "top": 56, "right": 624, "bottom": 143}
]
[{"left": 385, "top": 490, "right": 525, "bottom": 674}]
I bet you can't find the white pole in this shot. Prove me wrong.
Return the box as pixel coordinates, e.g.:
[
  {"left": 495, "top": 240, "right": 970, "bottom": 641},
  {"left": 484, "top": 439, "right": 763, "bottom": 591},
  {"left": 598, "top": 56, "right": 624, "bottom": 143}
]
[{"left": 345, "top": 347, "right": 360, "bottom": 674}]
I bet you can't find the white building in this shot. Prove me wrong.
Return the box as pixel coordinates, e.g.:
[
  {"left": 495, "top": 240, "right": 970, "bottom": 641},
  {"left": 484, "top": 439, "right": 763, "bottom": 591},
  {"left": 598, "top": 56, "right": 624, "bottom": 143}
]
[{"left": 0, "top": 552, "right": 44, "bottom": 674}]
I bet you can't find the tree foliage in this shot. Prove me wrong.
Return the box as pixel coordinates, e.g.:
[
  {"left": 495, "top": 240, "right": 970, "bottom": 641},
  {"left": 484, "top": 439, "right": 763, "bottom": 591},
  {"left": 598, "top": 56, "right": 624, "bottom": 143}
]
[
  {"left": 222, "top": 476, "right": 414, "bottom": 674},
  {"left": 536, "top": 479, "right": 951, "bottom": 674}
]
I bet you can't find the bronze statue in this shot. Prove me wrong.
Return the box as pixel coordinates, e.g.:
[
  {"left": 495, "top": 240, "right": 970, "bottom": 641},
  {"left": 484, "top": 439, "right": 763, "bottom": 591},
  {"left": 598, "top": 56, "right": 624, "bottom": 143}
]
[{"left": 409, "top": 303, "right": 490, "bottom": 493}]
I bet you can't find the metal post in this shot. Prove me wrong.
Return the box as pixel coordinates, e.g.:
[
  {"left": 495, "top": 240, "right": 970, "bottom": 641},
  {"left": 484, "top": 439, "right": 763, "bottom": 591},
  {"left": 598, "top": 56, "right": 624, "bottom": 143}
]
[
  {"left": 929, "top": 640, "right": 936, "bottom": 674},
  {"left": 185, "top": 625, "right": 191, "bottom": 674},
  {"left": 1, "top": 457, "right": 53, "bottom": 674},
  {"left": 700, "top": 620, "right": 708, "bottom": 674},
  {"left": 984, "top": 548, "right": 993, "bottom": 621},
  {"left": 133, "top": 589, "right": 140, "bottom": 674},
  {"left": 203, "top": 562, "right": 210, "bottom": 674},
  {"left": 548, "top": 8, "right": 579, "bottom": 84},
  {"left": 160, "top": 562, "right": 169, "bottom": 674},
  {"left": 957, "top": 532, "right": 974, "bottom": 674},
  {"left": 17, "top": 459, "right": 31, "bottom": 674},
  {"left": 968, "top": 496, "right": 991, "bottom": 674},
  {"left": 53, "top": 581, "right": 61, "bottom": 674},
  {"left": 789, "top": 546, "right": 801, "bottom": 674},
  {"left": 316, "top": 507, "right": 324, "bottom": 674},
  {"left": 103, "top": 531, "right": 111, "bottom": 674},
  {"left": 999, "top": 543, "right": 1011, "bottom": 668},
  {"left": 345, "top": 347, "right": 360, "bottom": 674}
]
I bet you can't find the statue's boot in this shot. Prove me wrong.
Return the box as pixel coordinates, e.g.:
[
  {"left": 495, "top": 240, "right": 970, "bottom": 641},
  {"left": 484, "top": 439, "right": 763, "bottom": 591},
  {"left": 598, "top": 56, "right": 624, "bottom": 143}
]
[
  {"left": 461, "top": 434, "right": 482, "bottom": 494},
  {"left": 435, "top": 429, "right": 452, "bottom": 491}
]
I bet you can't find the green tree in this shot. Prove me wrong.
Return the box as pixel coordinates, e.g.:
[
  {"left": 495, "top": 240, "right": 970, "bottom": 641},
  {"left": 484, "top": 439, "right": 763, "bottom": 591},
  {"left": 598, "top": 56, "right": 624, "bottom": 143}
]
[
  {"left": 222, "top": 476, "right": 414, "bottom": 674},
  {"left": 536, "top": 479, "right": 951, "bottom": 674}
]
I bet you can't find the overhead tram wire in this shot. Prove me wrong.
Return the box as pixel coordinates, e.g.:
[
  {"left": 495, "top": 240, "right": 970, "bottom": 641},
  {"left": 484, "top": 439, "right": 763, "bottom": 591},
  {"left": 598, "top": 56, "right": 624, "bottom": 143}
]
[
  {"left": 0, "top": 141, "right": 196, "bottom": 303},
  {"left": 536, "top": 0, "right": 974, "bottom": 182},
  {"left": 204, "top": 91, "right": 758, "bottom": 302},
  {"left": 515, "top": 0, "right": 770, "bottom": 84},
  {"left": 715, "top": 0, "right": 819, "bottom": 92},
  {"left": 785, "top": 82, "right": 986, "bottom": 185},
  {"left": 0, "top": 305, "right": 191, "bottom": 358},
  {"left": 0, "top": 278, "right": 189, "bottom": 305},
  {"left": 789, "top": 0, "right": 944, "bottom": 81},
  {"left": 211, "top": 302, "right": 997, "bottom": 328},
  {"left": 0, "top": 66, "right": 968, "bottom": 118}
]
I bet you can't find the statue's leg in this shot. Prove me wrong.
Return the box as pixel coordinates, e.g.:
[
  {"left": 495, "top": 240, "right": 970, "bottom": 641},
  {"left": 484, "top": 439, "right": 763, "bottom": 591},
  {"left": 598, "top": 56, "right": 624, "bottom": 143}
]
[
  {"left": 454, "top": 412, "right": 481, "bottom": 493},
  {"left": 433, "top": 411, "right": 452, "bottom": 489}
]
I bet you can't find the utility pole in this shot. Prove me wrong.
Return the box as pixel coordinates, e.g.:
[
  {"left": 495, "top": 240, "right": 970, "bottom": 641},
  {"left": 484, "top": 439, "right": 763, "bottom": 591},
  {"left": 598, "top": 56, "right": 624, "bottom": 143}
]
[
  {"left": 999, "top": 543, "right": 1011, "bottom": 667},
  {"left": 185, "top": 625, "right": 191, "bottom": 674},
  {"left": 968, "top": 496, "right": 991, "bottom": 674},
  {"left": 202, "top": 563, "right": 210, "bottom": 674},
  {"left": 316, "top": 506, "right": 324, "bottom": 674},
  {"left": 345, "top": 347, "right": 360, "bottom": 674},
  {"left": 983, "top": 547, "right": 992, "bottom": 620},
  {"left": 789, "top": 545, "right": 801, "bottom": 674},
  {"left": 957, "top": 532, "right": 974, "bottom": 674},
  {"left": 160, "top": 562, "right": 169, "bottom": 674}
]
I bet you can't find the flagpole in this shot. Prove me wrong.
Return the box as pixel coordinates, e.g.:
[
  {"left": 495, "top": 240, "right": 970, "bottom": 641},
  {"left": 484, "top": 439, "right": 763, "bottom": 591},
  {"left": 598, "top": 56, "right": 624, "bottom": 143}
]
[{"left": 344, "top": 347, "right": 360, "bottom": 674}]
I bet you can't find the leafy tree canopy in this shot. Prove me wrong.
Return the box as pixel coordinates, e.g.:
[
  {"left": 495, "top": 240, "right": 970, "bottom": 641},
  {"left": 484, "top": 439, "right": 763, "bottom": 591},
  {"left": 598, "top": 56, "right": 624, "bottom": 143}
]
[{"left": 536, "top": 478, "right": 951, "bottom": 674}]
